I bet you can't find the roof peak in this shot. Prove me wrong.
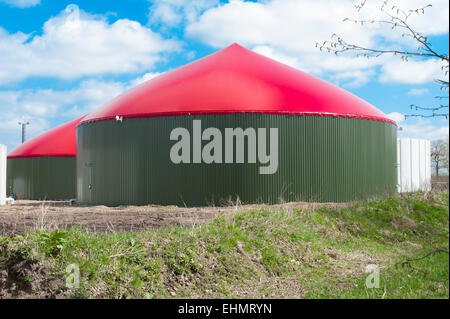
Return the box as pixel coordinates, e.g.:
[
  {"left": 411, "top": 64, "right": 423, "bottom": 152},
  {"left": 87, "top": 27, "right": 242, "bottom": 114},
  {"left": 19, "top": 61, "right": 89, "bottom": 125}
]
[{"left": 218, "top": 43, "right": 252, "bottom": 55}]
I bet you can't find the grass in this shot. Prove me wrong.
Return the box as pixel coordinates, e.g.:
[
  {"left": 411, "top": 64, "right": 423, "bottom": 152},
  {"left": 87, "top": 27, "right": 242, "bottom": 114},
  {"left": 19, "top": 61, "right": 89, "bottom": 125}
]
[{"left": 0, "top": 192, "right": 448, "bottom": 299}]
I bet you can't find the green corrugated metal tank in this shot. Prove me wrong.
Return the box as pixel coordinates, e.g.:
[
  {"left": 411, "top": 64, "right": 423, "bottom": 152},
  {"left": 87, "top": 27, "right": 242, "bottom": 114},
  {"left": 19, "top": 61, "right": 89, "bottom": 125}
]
[
  {"left": 7, "top": 116, "right": 86, "bottom": 200},
  {"left": 76, "top": 44, "right": 397, "bottom": 206}
]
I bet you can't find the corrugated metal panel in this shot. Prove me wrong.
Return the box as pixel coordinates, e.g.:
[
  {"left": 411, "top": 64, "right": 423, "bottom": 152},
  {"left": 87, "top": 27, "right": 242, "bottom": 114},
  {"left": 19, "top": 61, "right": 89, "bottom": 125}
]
[
  {"left": 7, "top": 156, "right": 76, "bottom": 200},
  {"left": 0, "top": 145, "right": 6, "bottom": 205},
  {"left": 397, "top": 138, "right": 431, "bottom": 193},
  {"left": 77, "top": 114, "right": 397, "bottom": 206}
]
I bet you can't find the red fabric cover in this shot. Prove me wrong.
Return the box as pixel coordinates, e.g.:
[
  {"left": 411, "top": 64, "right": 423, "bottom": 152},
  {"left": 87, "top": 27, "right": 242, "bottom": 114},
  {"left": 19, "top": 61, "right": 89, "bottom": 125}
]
[
  {"left": 80, "top": 43, "right": 394, "bottom": 126},
  {"left": 8, "top": 115, "right": 87, "bottom": 159}
]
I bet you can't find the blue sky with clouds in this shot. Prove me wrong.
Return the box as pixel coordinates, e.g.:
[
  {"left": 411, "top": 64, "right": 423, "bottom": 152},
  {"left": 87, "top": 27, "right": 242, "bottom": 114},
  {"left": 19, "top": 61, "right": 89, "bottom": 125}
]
[{"left": 0, "top": 0, "right": 448, "bottom": 152}]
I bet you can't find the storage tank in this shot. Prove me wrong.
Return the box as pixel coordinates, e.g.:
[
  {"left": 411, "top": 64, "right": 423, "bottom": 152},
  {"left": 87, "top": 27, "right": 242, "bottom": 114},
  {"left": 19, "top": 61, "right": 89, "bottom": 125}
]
[
  {"left": 7, "top": 116, "right": 86, "bottom": 200},
  {"left": 77, "top": 43, "right": 397, "bottom": 206}
]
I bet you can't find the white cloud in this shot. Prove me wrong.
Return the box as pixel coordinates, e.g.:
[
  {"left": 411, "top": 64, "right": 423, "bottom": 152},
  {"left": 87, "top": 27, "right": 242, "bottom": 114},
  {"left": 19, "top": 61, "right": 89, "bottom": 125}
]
[
  {"left": 130, "top": 72, "right": 164, "bottom": 87},
  {"left": 0, "top": 5, "right": 180, "bottom": 84},
  {"left": 407, "top": 88, "right": 429, "bottom": 96},
  {"left": 61, "top": 79, "right": 130, "bottom": 117},
  {"left": 398, "top": 118, "right": 449, "bottom": 141},
  {"left": 350, "top": 0, "right": 449, "bottom": 40},
  {"left": 0, "top": 0, "right": 40, "bottom": 8},
  {"left": 329, "top": 69, "right": 376, "bottom": 88},
  {"left": 379, "top": 58, "right": 446, "bottom": 84},
  {"left": 0, "top": 116, "right": 48, "bottom": 137},
  {"left": 184, "top": 0, "right": 384, "bottom": 81},
  {"left": 395, "top": 0, "right": 449, "bottom": 36},
  {"left": 0, "top": 70, "right": 165, "bottom": 132},
  {"left": 186, "top": 0, "right": 375, "bottom": 53},
  {"left": 387, "top": 111, "right": 406, "bottom": 124},
  {"left": 184, "top": 0, "right": 449, "bottom": 86},
  {"left": 0, "top": 70, "right": 169, "bottom": 150},
  {"left": 149, "top": 0, "right": 218, "bottom": 27},
  {"left": 0, "top": 112, "right": 50, "bottom": 151},
  {"left": 0, "top": 79, "right": 126, "bottom": 120},
  {"left": 251, "top": 45, "right": 303, "bottom": 69},
  {"left": 0, "top": 77, "right": 132, "bottom": 150},
  {"left": 149, "top": 1, "right": 183, "bottom": 26}
]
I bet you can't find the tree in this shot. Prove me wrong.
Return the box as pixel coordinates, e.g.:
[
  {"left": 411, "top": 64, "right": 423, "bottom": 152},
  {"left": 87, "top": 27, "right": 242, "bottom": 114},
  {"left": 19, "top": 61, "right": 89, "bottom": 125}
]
[
  {"left": 316, "top": 0, "right": 449, "bottom": 119},
  {"left": 431, "top": 139, "right": 449, "bottom": 177}
]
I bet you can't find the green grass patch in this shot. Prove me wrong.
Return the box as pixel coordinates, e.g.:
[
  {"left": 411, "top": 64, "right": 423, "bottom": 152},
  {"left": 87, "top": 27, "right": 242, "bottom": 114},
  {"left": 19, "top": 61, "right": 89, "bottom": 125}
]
[{"left": 0, "top": 192, "right": 448, "bottom": 299}]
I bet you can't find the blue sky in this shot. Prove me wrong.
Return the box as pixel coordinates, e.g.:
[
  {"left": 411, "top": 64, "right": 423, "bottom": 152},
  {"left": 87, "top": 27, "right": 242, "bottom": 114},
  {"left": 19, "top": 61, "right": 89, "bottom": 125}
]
[{"left": 0, "top": 0, "right": 448, "bottom": 152}]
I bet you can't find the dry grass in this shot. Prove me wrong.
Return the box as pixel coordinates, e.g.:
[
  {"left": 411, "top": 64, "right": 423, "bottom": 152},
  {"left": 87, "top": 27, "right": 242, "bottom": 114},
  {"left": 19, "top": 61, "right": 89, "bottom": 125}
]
[{"left": 0, "top": 199, "right": 349, "bottom": 235}]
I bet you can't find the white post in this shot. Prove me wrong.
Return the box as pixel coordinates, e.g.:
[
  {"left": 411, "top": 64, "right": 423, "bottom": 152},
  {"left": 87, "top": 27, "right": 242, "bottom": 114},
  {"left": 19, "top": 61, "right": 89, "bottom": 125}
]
[{"left": 0, "top": 144, "right": 6, "bottom": 205}]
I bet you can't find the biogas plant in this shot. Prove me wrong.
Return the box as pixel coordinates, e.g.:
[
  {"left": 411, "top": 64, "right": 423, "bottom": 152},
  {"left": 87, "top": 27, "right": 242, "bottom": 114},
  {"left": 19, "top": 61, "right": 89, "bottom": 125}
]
[{"left": 8, "top": 44, "right": 398, "bottom": 207}]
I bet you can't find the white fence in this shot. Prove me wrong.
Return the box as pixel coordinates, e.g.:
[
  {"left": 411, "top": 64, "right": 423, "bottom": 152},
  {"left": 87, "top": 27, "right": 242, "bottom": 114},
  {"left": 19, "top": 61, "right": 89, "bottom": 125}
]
[
  {"left": 0, "top": 144, "right": 6, "bottom": 205},
  {"left": 397, "top": 138, "right": 431, "bottom": 193}
]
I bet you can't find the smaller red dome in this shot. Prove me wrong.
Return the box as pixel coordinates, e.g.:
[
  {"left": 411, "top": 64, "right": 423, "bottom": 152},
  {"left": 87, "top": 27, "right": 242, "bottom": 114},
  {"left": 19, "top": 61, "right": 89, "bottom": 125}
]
[{"left": 7, "top": 115, "right": 87, "bottom": 159}]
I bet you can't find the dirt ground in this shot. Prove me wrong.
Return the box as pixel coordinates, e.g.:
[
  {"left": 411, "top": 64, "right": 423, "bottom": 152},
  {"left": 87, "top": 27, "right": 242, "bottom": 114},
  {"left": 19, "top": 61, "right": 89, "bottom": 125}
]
[
  {"left": 432, "top": 182, "right": 449, "bottom": 193},
  {"left": 0, "top": 200, "right": 349, "bottom": 235}
]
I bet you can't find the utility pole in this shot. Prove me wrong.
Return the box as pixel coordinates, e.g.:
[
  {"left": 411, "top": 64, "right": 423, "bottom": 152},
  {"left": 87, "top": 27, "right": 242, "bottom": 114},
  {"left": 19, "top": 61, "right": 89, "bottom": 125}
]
[{"left": 18, "top": 121, "right": 29, "bottom": 144}]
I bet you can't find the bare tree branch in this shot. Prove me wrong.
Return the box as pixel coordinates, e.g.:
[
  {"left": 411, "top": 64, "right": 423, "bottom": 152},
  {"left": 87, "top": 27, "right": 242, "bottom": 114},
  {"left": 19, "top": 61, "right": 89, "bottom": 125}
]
[{"left": 316, "top": 0, "right": 449, "bottom": 119}]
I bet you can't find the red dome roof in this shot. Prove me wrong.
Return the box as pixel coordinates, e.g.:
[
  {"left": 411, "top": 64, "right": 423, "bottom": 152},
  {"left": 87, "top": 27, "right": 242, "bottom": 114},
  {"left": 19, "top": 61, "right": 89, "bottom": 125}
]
[
  {"left": 80, "top": 43, "right": 395, "bottom": 126},
  {"left": 8, "top": 115, "right": 87, "bottom": 159}
]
